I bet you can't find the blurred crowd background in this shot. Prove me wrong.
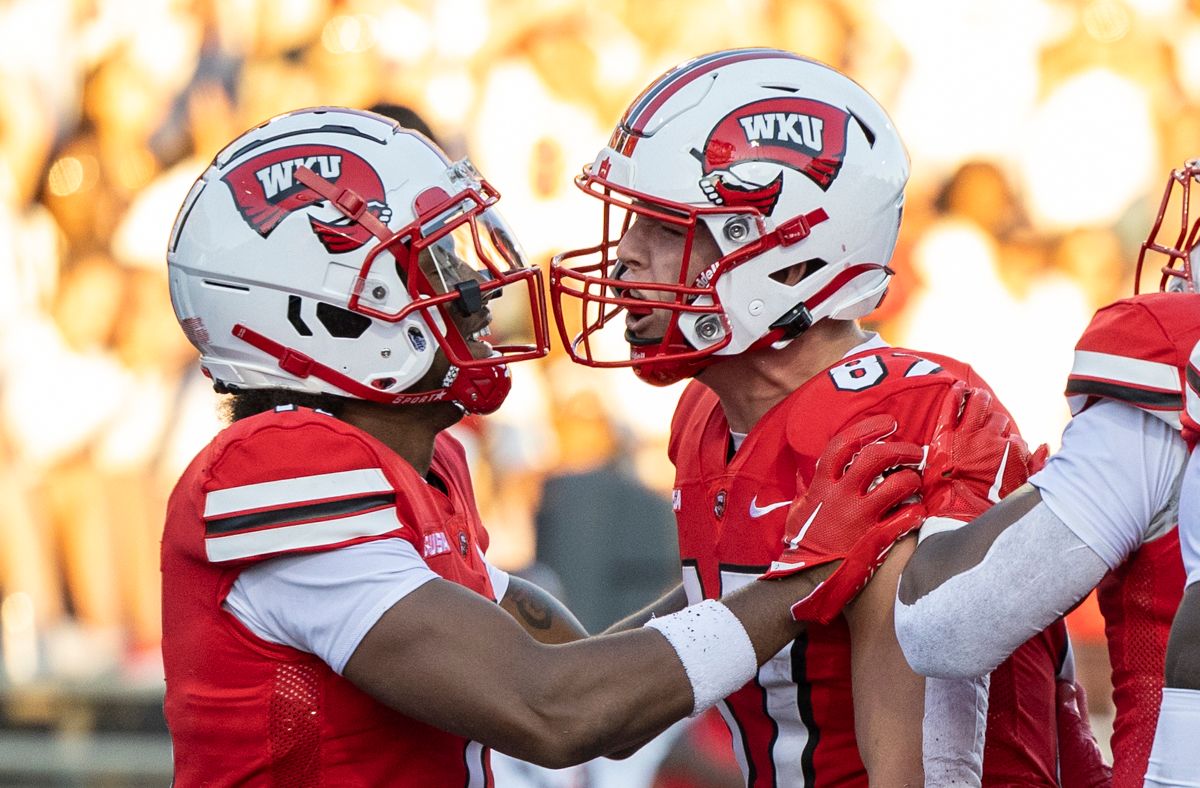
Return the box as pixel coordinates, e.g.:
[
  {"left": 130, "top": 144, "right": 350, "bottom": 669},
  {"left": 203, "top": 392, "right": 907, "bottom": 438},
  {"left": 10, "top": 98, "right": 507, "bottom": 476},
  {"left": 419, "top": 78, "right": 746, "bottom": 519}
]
[{"left": 2, "top": 0, "right": 1199, "bottom": 783}]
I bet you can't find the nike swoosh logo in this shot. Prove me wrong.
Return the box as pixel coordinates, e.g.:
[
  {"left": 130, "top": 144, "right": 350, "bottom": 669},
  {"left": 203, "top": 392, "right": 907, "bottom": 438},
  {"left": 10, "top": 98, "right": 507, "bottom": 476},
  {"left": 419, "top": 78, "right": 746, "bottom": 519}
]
[
  {"left": 749, "top": 495, "right": 793, "bottom": 518},
  {"left": 987, "top": 443, "right": 1011, "bottom": 503},
  {"left": 786, "top": 502, "right": 821, "bottom": 549}
]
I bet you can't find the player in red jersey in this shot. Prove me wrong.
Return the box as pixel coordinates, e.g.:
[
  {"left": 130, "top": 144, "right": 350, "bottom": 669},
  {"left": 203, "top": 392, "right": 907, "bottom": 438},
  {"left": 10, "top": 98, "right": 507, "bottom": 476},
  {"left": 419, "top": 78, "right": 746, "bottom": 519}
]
[
  {"left": 550, "top": 48, "right": 1068, "bottom": 786},
  {"left": 1145, "top": 331, "right": 1200, "bottom": 785},
  {"left": 800, "top": 160, "right": 1200, "bottom": 787},
  {"left": 161, "top": 106, "right": 880, "bottom": 786}
]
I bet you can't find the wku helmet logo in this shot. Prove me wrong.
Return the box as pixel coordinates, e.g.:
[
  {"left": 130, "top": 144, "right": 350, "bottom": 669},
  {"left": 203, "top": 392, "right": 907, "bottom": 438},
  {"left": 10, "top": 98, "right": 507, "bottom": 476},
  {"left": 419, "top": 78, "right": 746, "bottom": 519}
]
[
  {"left": 222, "top": 144, "right": 392, "bottom": 254},
  {"left": 697, "top": 98, "right": 851, "bottom": 214}
]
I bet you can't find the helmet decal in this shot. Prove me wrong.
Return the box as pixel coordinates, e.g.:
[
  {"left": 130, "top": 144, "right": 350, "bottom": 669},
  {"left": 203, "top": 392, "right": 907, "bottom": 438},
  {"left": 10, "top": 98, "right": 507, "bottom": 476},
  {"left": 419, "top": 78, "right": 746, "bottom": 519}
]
[
  {"left": 697, "top": 98, "right": 851, "bottom": 212},
  {"left": 222, "top": 144, "right": 392, "bottom": 254}
]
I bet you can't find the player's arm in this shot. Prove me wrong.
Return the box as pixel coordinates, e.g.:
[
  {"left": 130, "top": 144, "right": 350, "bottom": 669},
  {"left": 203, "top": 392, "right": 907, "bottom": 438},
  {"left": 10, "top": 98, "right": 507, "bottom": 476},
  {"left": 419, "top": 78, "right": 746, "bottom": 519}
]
[
  {"left": 498, "top": 573, "right": 589, "bottom": 644},
  {"left": 343, "top": 566, "right": 819, "bottom": 767},
  {"left": 896, "top": 397, "right": 1183, "bottom": 681},
  {"left": 843, "top": 535, "right": 925, "bottom": 786},
  {"left": 604, "top": 583, "right": 688, "bottom": 633}
]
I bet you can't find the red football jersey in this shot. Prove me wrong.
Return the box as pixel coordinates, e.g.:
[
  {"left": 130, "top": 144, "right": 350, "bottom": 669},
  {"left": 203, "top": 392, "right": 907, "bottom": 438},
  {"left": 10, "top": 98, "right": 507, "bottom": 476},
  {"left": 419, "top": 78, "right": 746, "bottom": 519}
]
[
  {"left": 162, "top": 407, "right": 495, "bottom": 787},
  {"left": 1063, "top": 292, "right": 1200, "bottom": 786},
  {"left": 669, "top": 346, "right": 1063, "bottom": 787}
]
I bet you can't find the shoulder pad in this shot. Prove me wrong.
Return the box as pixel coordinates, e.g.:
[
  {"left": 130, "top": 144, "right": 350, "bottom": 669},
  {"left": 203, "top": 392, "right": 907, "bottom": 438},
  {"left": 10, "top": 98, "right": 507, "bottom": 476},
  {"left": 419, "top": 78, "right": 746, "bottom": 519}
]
[
  {"left": 201, "top": 408, "right": 409, "bottom": 564},
  {"left": 1065, "top": 294, "right": 1200, "bottom": 428}
]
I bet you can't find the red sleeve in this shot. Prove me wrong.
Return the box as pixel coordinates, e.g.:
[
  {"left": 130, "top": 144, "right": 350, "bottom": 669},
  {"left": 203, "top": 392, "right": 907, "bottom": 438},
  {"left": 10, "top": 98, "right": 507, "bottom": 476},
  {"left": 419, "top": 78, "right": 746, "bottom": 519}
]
[
  {"left": 1065, "top": 296, "right": 1200, "bottom": 425},
  {"left": 200, "top": 410, "right": 416, "bottom": 565}
]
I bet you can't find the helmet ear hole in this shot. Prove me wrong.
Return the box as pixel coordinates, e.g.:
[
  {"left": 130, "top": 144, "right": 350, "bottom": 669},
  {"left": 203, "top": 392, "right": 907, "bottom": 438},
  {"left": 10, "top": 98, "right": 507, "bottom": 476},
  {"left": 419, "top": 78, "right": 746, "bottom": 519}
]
[
  {"left": 316, "top": 302, "right": 372, "bottom": 338},
  {"left": 769, "top": 258, "right": 827, "bottom": 285}
]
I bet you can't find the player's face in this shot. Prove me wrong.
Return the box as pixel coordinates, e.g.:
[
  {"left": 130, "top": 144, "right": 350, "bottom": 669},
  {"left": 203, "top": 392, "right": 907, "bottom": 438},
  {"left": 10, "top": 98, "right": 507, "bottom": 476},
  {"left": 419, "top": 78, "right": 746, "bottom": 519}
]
[
  {"left": 612, "top": 211, "right": 721, "bottom": 345},
  {"left": 415, "top": 243, "right": 497, "bottom": 362}
]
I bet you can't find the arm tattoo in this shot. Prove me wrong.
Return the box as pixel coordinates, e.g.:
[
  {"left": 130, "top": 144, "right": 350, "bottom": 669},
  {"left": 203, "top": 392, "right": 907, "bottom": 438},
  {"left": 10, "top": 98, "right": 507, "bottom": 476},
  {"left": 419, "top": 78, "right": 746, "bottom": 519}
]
[{"left": 511, "top": 586, "right": 553, "bottom": 631}]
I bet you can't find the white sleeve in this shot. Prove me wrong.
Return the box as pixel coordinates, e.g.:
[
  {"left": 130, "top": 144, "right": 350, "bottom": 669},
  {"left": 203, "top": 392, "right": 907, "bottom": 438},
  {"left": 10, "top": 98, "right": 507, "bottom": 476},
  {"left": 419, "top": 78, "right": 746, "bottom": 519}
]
[
  {"left": 223, "top": 538, "right": 440, "bottom": 674},
  {"left": 1179, "top": 448, "right": 1200, "bottom": 586},
  {"left": 895, "top": 502, "right": 1109, "bottom": 679},
  {"left": 1028, "top": 399, "right": 1187, "bottom": 569}
]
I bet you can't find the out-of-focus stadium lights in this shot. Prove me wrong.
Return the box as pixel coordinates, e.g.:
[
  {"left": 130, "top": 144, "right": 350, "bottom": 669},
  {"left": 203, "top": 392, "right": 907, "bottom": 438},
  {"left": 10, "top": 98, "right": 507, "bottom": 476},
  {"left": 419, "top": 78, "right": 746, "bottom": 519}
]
[
  {"left": 422, "top": 71, "right": 476, "bottom": 126},
  {"left": 596, "top": 36, "right": 643, "bottom": 88},
  {"left": 432, "top": 0, "right": 490, "bottom": 58},
  {"left": 1017, "top": 68, "right": 1156, "bottom": 229},
  {"left": 880, "top": 0, "right": 1050, "bottom": 169},
  {"left": 1177, "top": 27, "right": 1200, "bottom": 101},
  {"left": 47, "top": 156, "right": 93, "bottom": 198},
  {"left": 374, "top": 6, "right": 433, "bottom": 63},
  {"left": 127, "top": 11, "right": 201, "bottom": 90},
  {"left": 321, "top": 14, "right": 377, "bottom": 55},
  {"left": 2, "top": 592, "right": 37, "bottom": 685},
  {"left": 1082, "top": 0, "right": 1131, "bottom": 44},
  {"left": 1124, "top": 0, "right": 1184, "bottom": 18}
]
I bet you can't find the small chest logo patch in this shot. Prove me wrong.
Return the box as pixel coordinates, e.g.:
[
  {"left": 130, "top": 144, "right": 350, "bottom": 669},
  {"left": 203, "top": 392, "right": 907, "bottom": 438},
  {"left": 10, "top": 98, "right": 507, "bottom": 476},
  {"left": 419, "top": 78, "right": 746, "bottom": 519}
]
[
  {"left": 713, "top": 489, "right": 728, "bottom": 519},
  {"left": 458, "top": 531, "right": 470, "bottom": 556},
  {"left": 423, "top": 532, "right": 451, "bottom": 558}
]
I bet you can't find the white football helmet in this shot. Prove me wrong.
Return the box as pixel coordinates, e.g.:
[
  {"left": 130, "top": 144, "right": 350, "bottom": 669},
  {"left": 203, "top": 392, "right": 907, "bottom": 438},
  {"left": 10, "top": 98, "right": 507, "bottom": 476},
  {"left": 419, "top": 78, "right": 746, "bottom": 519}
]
[
  {"left": 550, "top": 48, "right": 909, "bottom": 385},
  {"left": 1137, "top": 159, "right": 1200, "bottom": 294},
  {"left": 168, "top": 107, "right": 548, "bottom": 414}
]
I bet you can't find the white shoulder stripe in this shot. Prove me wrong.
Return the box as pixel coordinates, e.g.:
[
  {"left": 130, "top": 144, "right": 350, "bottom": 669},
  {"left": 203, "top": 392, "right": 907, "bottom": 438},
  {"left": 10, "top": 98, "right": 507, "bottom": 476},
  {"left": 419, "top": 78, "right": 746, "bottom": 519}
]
[
  {"left": 1070, "top": 350, "right": 1181, "bottom": 392},
  {"left": 204, "top": 468, "right": 392, "bottom": 518},
  {"left": 205, "top": 506, "right": 402, "bottom": 563}
]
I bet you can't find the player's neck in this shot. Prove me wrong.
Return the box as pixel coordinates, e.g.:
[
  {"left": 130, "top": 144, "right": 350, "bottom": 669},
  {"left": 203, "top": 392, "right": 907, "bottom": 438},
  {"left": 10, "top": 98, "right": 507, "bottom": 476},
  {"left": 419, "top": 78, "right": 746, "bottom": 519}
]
[
  {"left": 338, "top": 399, "right": 463, "bottom": 476},
  {"left": 697, "top": 320, "right": 871, "bottom": 434}
]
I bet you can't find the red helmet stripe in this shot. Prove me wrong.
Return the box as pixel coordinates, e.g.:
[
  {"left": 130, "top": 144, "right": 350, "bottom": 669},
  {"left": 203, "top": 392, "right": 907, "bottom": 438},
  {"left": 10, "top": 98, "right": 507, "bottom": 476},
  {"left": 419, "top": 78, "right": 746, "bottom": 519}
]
[{"left": 619, "top": 49, "right": 807, "bottom": 153}]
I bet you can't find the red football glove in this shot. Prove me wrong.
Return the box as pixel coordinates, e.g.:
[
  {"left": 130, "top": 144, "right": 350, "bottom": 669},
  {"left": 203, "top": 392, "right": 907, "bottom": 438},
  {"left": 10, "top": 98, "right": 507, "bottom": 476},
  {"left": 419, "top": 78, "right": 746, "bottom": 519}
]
[
  {"left": 761, "top": 414, "right": 926, "bottom": 624},
  {"left": 923, "top": 381, "right": 1049, "bottom": 522},
  {"left": 1055, "top": 678, "right": 1113, "bottom": 788}
]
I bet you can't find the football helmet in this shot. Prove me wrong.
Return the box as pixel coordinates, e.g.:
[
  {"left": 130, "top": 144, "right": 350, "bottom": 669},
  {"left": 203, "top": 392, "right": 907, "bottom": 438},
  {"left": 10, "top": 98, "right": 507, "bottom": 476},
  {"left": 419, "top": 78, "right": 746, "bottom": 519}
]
[
  {"left": 1137, "top": 160, "right": 1200, "bottom": 294},
  {"left": 168, "top": 107, "right": 548, "bottom": 414},
  {"left": 550, "top": 48, "right": 909, "bottom": 385}
]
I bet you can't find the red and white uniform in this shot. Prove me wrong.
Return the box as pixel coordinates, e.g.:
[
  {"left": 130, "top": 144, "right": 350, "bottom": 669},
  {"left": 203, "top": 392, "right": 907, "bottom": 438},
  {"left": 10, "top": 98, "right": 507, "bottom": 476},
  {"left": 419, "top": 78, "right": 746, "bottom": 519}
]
[
  {"left": 1047, "top": 292, "right": 1200, "bottom": 785},
  {"left": 669, "top": 339, "right": 1063, "bottom": 787},
  {"left": 162, "top": 406, "right": 496, "bottom": 787}
]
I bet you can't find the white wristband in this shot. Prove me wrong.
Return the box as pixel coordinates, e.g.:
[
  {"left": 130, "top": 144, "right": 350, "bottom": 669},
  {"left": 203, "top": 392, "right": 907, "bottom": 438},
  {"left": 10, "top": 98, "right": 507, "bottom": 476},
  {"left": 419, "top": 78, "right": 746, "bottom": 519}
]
[{"left": 645, "top": 599, "right": 758, "bottom": 716}]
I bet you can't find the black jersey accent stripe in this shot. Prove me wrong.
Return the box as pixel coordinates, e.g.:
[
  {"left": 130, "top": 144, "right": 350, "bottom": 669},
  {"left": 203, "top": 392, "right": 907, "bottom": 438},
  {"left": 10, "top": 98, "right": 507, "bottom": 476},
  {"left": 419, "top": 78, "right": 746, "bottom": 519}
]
[
  {"left": 756, "top": 673, "right": 782, "bottom": 788},
  {"left": 1187, "top": 362, "right": 1200, "bottom": 396},
  {"left": 205, "top": 493, "right": 396, "bottom": 535},
  {"left": 1065, "top": 378, "right": 1181, "bottom": 409},
  {"left": 791, "top": 631, "right": 819, "bottom": 787}
]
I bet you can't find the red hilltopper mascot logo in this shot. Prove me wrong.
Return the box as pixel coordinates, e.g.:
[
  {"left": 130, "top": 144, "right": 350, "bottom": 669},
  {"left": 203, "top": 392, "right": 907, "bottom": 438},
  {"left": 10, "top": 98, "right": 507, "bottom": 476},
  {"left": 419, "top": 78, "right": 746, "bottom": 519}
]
[
  {"left": 222, "top": 144, "right": 392, "bottom": 254},
  {"left": 697, "top": 98, "right": 850, "bottom": 214}
]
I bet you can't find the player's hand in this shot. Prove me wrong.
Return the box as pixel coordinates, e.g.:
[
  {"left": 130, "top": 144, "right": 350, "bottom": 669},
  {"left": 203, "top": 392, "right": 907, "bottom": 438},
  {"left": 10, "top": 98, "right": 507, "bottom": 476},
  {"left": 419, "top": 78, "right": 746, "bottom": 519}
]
[
  {"left": 923, "top": 381, "right": 1048, "bottom": 522},
  {"left": 761, "top": 414, "right": 926, "bottom": 624},
  {"left": 1055, "top": 678, "right": 1113, "bottom": 787}
]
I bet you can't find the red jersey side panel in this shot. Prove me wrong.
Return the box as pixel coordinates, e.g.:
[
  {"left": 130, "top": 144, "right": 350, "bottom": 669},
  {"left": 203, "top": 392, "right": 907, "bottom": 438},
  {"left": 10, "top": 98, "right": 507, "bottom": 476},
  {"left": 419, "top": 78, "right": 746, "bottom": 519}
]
[
  {"left": 1064, "top": 293, "right": 1200, "bottom": 786},
  {"left": 162, "top": 407, "right": 494, "bottom": 787},
  {"left": 670, "top": 348, "right": 1061, "bottom": 788}
]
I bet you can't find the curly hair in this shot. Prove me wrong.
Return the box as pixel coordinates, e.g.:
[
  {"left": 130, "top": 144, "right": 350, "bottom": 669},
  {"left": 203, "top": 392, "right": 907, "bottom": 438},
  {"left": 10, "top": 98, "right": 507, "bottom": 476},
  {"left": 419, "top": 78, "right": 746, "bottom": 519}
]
[{"left": 214, "top": 382, "right": 350, "bottom": 423}]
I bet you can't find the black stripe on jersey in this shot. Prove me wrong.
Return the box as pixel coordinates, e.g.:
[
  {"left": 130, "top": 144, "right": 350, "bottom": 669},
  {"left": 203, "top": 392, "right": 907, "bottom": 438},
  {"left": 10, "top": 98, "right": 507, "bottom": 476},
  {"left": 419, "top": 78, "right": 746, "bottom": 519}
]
[
  {"left": 790, "top": 631, "right": 819, "bottom": 787},
  {"left": 1187, "top": 362, "right": 1200, "bottom": 397},
  {"left": 204, "top": 493, "right": 396, "bottom": 535},
  {"left": 1065, "top": 378, "right": 1180, "bottom": 409},
  {"left": 723, "top": 699, "right": 759, "bottom": 787},
  {"left": 720, "top": 563, "right": 771, "bottom": 575},
  {"left": 756, "top": 676, "right": 782, "bottom": 788}
]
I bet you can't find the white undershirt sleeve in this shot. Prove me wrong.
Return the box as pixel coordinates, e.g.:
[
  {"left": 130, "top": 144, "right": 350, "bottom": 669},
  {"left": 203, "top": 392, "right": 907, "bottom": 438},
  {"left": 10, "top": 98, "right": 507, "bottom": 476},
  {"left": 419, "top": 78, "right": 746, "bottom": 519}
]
[
  {"left": 896, "top": 503, "right": 1109, "bottom": 679},
  {"left": 1178, "top": 448, "right": 1200, "bottom": 587},
  {"left": 224, "top": 538, "right": 440, "bottom": 674},
  {"left": 1028, "top": 399, "right": 1186, "bottom": 569}
]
